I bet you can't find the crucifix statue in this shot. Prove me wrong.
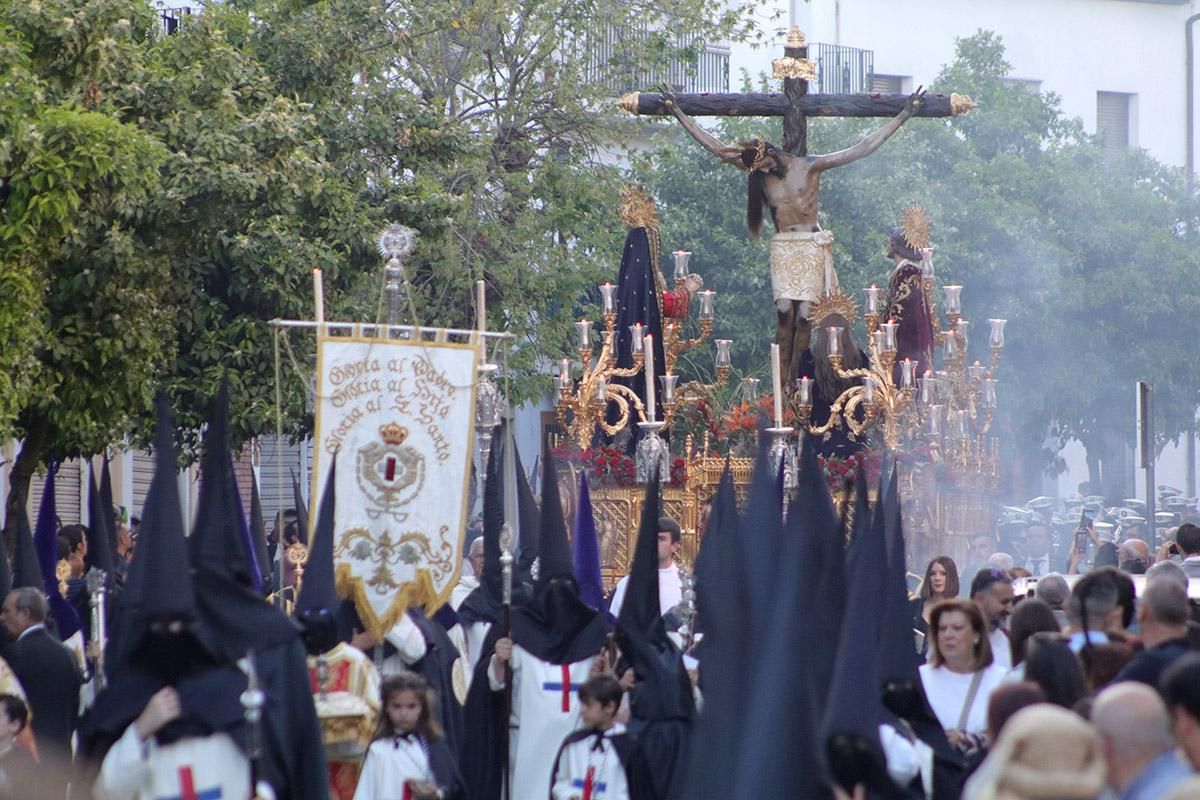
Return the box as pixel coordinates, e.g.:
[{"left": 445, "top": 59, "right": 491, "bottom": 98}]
[{"left": 619, "top": 27, "right": 975, "bottom": 381}]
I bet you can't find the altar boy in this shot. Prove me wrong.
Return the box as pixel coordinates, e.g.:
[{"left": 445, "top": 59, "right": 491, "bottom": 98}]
[{"left": 550, "top": 675, "right": 632, "bottom": 800}]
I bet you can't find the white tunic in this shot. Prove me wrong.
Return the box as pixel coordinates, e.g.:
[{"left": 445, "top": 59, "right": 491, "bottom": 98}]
[
  {"left": 464, "top": 620, "right": 493, "bottom": 682},
  {"left": 608, "top": 564, "right": 682, "bottom": 619},
  {"left": 379, "top": 613, "right": 429, "bottom": 677},
  {"left": 918, "top": 663, "right": 1008, "bottom": 736},
  {"left": 94, "top": 725, "right": 250, "bottom": 800},
  {"left": 551, "top": 723, "right": 630, "bottom": 800},
  {"left": 489, "top": 644, "right": 596, "bottom": 800},
  {"left": 353, "top": 734, "right": 435, "bottom": 800},
  {"left": 880, "top": 723, "right": 933, "bottom": 798}
]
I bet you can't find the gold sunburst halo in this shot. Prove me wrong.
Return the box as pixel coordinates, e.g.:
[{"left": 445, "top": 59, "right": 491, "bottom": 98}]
[
  {"left": 900, "top": 203, "right": 931, "bottom": 251},
  {"left": 809, "top": 290, "right": 859, "bottom": 326}
]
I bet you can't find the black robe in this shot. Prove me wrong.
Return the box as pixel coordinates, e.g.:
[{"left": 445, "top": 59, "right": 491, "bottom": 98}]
[{"left": 797, "top": 349, "right": 868, "bottom": 460}]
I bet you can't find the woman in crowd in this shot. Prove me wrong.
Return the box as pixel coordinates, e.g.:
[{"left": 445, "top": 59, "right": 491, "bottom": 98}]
[
  {"left": 911, "top": 556, "right": 959, "bottom": 656},
  {"left": 1006, "top": 598, "right": 1060, "bottom": 678},
  {"left": 919, "top": 599, "right": 1008, "bottom": 753},
  {"left": 1023, "top": 634, "right": 1087, "bottom": 711}
]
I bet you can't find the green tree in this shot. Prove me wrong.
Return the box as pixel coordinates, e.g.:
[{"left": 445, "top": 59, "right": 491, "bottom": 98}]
[
  {"left": 1, "top": 0, "right": 773, "bottom": 535},
  {"left": 0, "top": 0, "right": 461, "bottom": 539},
  {"left": 637, "top": 31, "right": 1200, "bottom": 497},
  {"left": 0, "top": 3, "right": 171, "bottom": 539}
]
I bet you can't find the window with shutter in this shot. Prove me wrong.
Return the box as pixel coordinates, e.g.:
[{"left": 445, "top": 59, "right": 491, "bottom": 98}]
[{"left": 1096, "top": 91, "right": 1131, "bottom": 159}]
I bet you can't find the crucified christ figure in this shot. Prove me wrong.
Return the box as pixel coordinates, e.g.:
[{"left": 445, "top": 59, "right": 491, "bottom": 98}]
[{"left": 661, "top": 87, "right": 927, "bottom": 381}]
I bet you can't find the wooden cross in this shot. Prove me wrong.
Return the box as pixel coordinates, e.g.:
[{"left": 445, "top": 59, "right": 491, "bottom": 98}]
[{"left": 618, "top": 27, "right": 975, "bottom": 156}]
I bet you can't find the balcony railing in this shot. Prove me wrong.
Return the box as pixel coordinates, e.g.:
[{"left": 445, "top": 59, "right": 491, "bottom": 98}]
[
  {"left": 810, "top": 42, "right": 874, "bottom": 96},
  {"left": 578, "top": 24, "right": 730, "bottom": 95}
]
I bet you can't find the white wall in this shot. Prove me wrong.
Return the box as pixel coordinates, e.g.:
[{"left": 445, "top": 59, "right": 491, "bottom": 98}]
[{"left": 726, "top": 0, "right": 1200, "bottom": 170}]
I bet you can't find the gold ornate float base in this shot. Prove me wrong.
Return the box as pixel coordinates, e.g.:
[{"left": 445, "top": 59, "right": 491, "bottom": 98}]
[{"left": 575, "top": 450, "right": 997, "bottom": 587}]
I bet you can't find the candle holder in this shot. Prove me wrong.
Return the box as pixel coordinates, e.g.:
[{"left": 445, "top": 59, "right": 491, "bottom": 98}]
[
  {"left": 673, "top": 250, "right": 691, "bottom": 287},
  {"left": 636, "top": 422, "right": 669, "bottom": 483},
  {"left": 766, "top": 427, "right": 797, "bottom": 491}
]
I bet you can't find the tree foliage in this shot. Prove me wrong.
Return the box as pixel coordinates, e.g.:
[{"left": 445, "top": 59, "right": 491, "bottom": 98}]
[
  {"left": 636, "top": 31, "right": 1200, "bottom": 490},
  {"left": 0, "top": 0, "right": 774, "bottom": 533}
]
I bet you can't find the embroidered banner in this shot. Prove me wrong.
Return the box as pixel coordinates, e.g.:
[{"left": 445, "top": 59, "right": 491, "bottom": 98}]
[{"left": 312, "top": 334, "right": 478, "bottom": 637}]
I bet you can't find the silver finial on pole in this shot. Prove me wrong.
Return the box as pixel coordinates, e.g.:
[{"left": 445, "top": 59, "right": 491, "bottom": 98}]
[{"left": 376, "top": 224, "right": 417, "bottom": 331}]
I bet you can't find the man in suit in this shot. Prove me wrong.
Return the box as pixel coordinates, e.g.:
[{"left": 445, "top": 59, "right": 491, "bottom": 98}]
[
  {"left": 1020, "top": 524, "right": 1062, "bottom": 577},
  {"left": 0, "top": 587, "right": 83, "bottom": 774}
]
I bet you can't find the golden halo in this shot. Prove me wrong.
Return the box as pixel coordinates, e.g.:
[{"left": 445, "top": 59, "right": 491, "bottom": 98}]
[
  {"left": 899, "top": 203, "right": 931, "bottom": 251},
  {"left": 809, "top": 290, "right": 859, "bottom": 327}
]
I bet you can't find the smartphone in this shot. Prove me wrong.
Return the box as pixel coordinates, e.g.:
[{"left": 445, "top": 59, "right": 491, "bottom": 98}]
[{"left": 1075, "top": 508, "right": 1093, "bottom": 553}]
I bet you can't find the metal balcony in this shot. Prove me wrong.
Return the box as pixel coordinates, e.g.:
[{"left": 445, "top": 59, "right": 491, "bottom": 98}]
[
  {"left": 810, "top": 42, "right": 874, "bottom": 96},
  {"left": 579, "top": 24, "right": 730, "bottom": 96}
]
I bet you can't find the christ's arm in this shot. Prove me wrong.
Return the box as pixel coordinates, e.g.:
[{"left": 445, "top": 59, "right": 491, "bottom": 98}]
[
  {"left": 810, "top": 87, "right": 927, "bottom": 172},
  {"left": 661, "top": 94, "right": 746, "bottom": 168}
]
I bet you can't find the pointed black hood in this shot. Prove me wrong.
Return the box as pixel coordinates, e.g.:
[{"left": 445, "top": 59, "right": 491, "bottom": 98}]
[
  {"left": 189, "top": 383, "right": 254, "bottom": 586},
  {"left": 81, "top": 395, "right": 228, "bottom": 753},
  {"left": 86, "top": 466, "right": 116, "bottom": 575},
  {"left": 249, "top": 470, "right": 273, "bottom": 597},
  {"left": 107, "top": 393, "right": 207, "bottom": 672},
  {"left": 99, "top": 457, "right": 118, "bottom": 559},
  {"left": 291, "top": 468, "right": 310, "bottom": 547},
  {"left": 822, "top": 470, "right": 890, "bottom": 794},
  {"left": 189, "top": 386, "right": 299, "bottom": 663},
  {"left": 535, "top": 443, "right": 573, "bottom": 586},
  {"left": 877, "top": 466, "right": 958, "bottom": 763},
  {"left": 458, "top": 431, "right": 506, "bottom": 626},
  {"left": 728, "top": 432, "right": 825, "bottom": 796},
  {"left": 508, "top": 442, "right": 608, "bottom": 664},
  {"left": 295, "top": 457, "right": 339, "bottom": 655},
  {"left": 137, "top": 395, "right": 199, "bottom": 624},
  {"left": 684, "top": 463, "right": 742, "bottom": 797},
  {"left": 513, "top": 444, "right": 541, "bottom": 587},
  {"left": 11, "top": 498, "right": 43, "bottom": 592},
  {"left": 797, "top": 434, "right": 845, "bottom": 717},
  {"left": 33, "top": 465, "right": 83, "bottom": 640},
  {"left": 615, "top": 473, "right": 694, "bottom": 722}
]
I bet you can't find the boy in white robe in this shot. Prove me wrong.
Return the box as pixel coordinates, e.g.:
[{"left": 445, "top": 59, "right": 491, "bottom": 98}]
[{"left": 550, "top": 675, "right": 631, "bottom": 800}]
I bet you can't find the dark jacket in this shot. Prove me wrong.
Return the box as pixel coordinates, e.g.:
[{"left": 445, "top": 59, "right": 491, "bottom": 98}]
[
  {"left": 1113, "top": 637, "right": 1191, "bottom": 690},
  {"left": 4, "top": 627, "right": 82, "bottom": 761}
]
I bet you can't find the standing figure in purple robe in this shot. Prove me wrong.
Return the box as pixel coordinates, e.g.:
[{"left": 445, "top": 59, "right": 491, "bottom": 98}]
[{"left": 883, "top": 222, "right": 935, "bottom": 379}]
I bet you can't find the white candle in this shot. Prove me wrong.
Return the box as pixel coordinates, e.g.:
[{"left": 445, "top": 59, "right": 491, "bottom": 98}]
[
  {"left": 476, "top": 279, "right": 486, "bottom": 333},
  {"left": 643, "top": 334, "right": 657, "bottom": 423},
  {"left": 313, "top": 268, "right": 325, "bottom": 326},
  {"left": 770, "top": 343, "right": 783, "bottom": 428}
]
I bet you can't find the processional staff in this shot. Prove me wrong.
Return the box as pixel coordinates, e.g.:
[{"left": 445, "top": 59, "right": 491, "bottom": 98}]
[{"left": 85, "top": 567, "right": 108, "bottom": 690}]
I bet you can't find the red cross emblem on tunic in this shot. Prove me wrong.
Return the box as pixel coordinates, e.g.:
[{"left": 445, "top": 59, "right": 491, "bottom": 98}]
[
  {"left": 157, "top": 766, "right": 222, "bottom": 800},
  {"left": 541, "top": 664, "right": 583, "bottom": 713}
]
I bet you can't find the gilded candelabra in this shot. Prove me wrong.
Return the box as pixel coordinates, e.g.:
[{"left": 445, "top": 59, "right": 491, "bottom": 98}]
[
  {"left": 792, "top": 283, "right": 1006, "bottom": 461},
  {"left": 555, "top": 251, "right": 732, "bottom": 456},
  {"left": 554, "top": 291, "right": 648, "bottom": 449}
]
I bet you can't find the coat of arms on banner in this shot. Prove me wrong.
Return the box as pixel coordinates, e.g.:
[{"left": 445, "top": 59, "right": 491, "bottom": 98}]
[
  {"left": 356, "top": 423, "right": 425, "bottom": 520},
  {"left": 312, "top": 335, "right": 479, "bottom": 638}
]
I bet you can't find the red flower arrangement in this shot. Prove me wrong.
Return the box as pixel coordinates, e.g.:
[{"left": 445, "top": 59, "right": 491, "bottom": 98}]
[
  {"left": 817, "top": 449, "right": 883, "bottom": 495},
  {"left": 551, "top": 444, "right": 687, "bottom": 487}
]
